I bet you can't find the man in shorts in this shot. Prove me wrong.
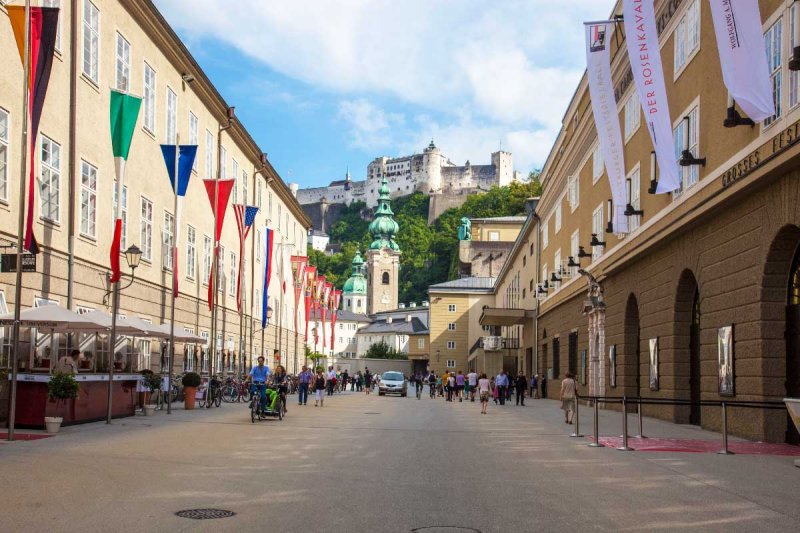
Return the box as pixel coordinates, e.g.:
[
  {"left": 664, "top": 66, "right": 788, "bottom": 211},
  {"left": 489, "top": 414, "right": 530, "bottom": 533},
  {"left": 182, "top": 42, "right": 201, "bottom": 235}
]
[{"left": 466, "top": 369, "right": 478, "bottom": 402}]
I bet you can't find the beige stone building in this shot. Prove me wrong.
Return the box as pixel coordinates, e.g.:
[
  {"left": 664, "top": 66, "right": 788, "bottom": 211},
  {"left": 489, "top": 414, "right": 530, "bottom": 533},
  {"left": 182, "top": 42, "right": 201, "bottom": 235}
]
[
  {"left": 474, "top": 0, "right": 800, "bottom": 444},
  {"left": 0, "top": 0, "right": 311, "bottom": 391}
]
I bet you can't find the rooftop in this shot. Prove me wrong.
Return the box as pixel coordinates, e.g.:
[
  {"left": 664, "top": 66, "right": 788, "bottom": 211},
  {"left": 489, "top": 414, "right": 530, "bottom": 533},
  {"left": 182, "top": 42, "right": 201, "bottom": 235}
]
[
  {"left": 310, "top": 309, "right": 372, "bottom": 323},
  {"left": 428, "top": 277, "right": 497, "bottom": 292},
  {"left": 358, "top": 317, "right": 429, "bottom": 335},
  {"left": 470, "top": 216, "right": 528, "bottom": 224}
]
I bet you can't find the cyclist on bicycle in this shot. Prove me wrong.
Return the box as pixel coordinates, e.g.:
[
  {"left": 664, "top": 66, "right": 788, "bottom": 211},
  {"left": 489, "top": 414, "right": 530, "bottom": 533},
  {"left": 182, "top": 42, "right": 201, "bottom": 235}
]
[
  {"left": 249, "top": 356, "right": 276, "bottom": 413},
  {"left": 428, "top": 372, "right": 436, "bottom": 398},
  {"left": 272, "top": 364, "right": 289, "bottom": 413},
  {"left": 414, "top": 372, "right": 424, "bottom": 399}
]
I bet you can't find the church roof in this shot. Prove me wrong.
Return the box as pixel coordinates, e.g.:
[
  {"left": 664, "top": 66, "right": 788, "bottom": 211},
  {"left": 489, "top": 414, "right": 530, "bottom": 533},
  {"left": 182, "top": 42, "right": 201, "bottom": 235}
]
[
  {"left": 309, "top": 309, "right": 372, "bottom": 323},
  {"left": 359, "top": 317, "right": 428, "bottom": 335},
  {"left": 428, "top": 277, "right": 496, "bottom": 293}
]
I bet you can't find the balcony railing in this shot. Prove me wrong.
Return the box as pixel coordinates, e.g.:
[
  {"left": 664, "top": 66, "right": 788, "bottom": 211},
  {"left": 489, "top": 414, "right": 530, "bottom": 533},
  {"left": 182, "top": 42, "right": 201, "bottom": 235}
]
[{"left": 481, "top": 336, "right": 520, "bottom": 351}]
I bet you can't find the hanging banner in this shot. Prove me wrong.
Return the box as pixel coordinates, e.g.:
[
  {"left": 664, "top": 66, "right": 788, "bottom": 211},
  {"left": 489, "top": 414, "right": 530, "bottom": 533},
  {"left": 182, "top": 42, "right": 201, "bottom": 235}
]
[
  {"left": 291, "top": 255, "right": 309, "bottom": 332},
  {"left": 586, "top": 21, "right": 628, "bottom": 233},
  {"left": 261, "top": 228, "right": 275, "bottom": 328},
  {"left": 321, "top": 281, "right": 332, "bottom": 350},
  {"left": 9, "top": 6, "right": 59, "bottom": 255},
  {"left": 233, "top": 204, "right": 258, "bottom": 311},
  {"left": 161, "top": 144, "right": 198, "bottom": 297},
  {"left": 304, "top": 266, "right": 316, "bottom": 342},
  {"left": 622, "top": 0, "right": 680, "bottom": 193},
  {"left": 203, "top": 178, "right": 235, "bottom": 310},
  {"left": 314, "top": 275, "right": 325, "bottom": 345},
  {"left": 329, "top": 289, "right": 341, "bottom": 350},
  {"left": 709, "top": 0, "right": 775, "bottom": 122},
  {"left": 108, "top": 91, "right": 142, "bottom": 281}
]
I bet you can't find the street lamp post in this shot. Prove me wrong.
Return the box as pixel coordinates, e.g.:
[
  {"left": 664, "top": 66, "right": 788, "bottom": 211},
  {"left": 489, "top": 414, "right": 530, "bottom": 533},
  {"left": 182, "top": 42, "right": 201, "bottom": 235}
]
[{"left": 106, "top": 244, "right": 142, "bottom": 424}]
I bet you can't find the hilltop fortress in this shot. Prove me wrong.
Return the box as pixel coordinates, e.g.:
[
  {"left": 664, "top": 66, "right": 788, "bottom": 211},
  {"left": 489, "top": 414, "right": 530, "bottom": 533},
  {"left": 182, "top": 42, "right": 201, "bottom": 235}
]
[{"left": 293, "top": 141, "right": 520, "bottom": 228}]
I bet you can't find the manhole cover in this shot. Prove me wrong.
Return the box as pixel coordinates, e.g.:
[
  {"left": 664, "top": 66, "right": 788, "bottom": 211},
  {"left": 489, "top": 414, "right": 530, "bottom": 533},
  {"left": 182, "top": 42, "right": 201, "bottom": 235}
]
[
  {"left": 363, "top": 412, "right": 381, "bottom": 415},
  {"left": 412, "top": 528, "right": 481, "bottom": 533},
  {"left": 175, "top": 509, "right": 236, "bottom": 520}
]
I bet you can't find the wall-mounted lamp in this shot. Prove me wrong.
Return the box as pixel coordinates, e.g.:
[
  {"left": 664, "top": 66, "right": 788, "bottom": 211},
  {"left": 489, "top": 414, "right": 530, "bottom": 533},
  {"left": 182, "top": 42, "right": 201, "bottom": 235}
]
[
  {"left": 679, "top": 116, "right": 706, "bottom": 167},
  {"left": 567, "top": 256, "right": 580, "bottom": 268},
  {"left": 647, "top": 151, "right": 659, "bottom": 194},
  {"left": 605, "top": 199, "right": 614, "bottom": 234},
  {"left": 625, "top": 178, "right": 643, "bottom": 217},
  {"left": 590, "top": 233, "right": 606, "bottom": 247},
  {"left": 577, "top": 246, "right": 591, "bottom": 259},
  {"left": 181, "top": 73, "right": 195, "bottom": 83},
  {"left": 723, "top": 94, "right": 754, "bottom": 128}
]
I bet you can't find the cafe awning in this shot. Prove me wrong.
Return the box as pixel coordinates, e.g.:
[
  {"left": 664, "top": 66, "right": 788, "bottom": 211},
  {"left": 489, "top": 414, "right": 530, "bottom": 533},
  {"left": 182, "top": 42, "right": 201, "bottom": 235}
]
[
  {"left": 151, "top": 323, "right": 204, "bottom": 343},
  {"left": 80, "top": 310, "right": 148, "bottom": 336},
  {"left": 479, "top": 307, "right": 535, "bottom": 327},
  {"left": 0, "top": 305, "right": 108, "bottom": 333}
]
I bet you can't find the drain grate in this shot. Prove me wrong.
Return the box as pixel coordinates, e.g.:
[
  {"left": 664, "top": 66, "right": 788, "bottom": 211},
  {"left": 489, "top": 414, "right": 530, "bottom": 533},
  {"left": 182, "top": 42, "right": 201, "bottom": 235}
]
[
  {"left": 411, "top": 526, "right": 481, "bottom": 533},
  {"left": 175, "top": 509, "right": 236, "bottom": 520}
]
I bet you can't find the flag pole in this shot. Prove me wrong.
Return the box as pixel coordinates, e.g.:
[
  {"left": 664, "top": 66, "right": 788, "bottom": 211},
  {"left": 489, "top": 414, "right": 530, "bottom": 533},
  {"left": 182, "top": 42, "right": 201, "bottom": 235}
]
[
  {"left": 167, "top": 136, "right": 179, "bottom": 414},
  {"left": 8, "top": 0, "right": 32, "bottom": 442}
]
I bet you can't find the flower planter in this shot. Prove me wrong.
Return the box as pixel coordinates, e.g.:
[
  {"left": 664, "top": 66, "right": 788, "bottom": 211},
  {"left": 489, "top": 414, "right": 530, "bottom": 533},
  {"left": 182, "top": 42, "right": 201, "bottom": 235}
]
[
  {"left": 143, "top": 404, "right": 156, "bottom": 416},
  {"left": 114, "top": 362, "right": 124, "bottom": 371},
  {"left": 44, "top": 416, "right": 63, "bottom": 434},
  {"left": 184, "top": 386, "right": 197, "bottom": 410}
]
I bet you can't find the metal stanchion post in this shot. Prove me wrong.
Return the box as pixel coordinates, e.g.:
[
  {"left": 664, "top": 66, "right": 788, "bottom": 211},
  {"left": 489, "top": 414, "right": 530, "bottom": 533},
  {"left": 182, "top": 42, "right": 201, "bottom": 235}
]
[
  {"left": 570, "top": 396, "right": 584, "bottom": 438},
  {"left": 717, "top": 401, "right": 735, "bottom": 455},
  {"left": 617, "top": 396, "right": 633, "bottom": 451},
  {"left": 635, "top": 397, "right": 646, "bottom": 438},
  {"left": 588, "top": 398, "right": 605, "bottom": 448}
]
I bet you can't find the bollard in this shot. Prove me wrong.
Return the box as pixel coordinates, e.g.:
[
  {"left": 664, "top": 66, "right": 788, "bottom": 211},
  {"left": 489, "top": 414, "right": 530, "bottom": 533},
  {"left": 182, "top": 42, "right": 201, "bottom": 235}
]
[
  {"left": 635, "top": 397, "right": 647, "bottom": 439},
  {"left": 617, "top": 396, "right": 633, "bottom": 451},
  {"left": 588, "top": 398, "right": 605, "bottom": 448},
  {"left": 717, "top": 401, "right": 735, "bottom": 455},
  {"left": 570, "top": 396, "right": 584, "bottom": 438}
]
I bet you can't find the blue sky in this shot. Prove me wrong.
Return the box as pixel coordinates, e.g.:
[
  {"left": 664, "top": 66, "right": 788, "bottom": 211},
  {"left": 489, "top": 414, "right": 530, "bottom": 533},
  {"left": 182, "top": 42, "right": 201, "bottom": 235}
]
[{"left": 155, "top": 0, "right": 613, "bottom": 189}]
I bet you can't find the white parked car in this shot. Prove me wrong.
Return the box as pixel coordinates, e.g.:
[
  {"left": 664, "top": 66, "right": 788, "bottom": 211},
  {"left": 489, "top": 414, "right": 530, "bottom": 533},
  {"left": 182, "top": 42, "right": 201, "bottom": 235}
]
[{"left": 378, "top": 371, "right": 407, "bottom": 397}]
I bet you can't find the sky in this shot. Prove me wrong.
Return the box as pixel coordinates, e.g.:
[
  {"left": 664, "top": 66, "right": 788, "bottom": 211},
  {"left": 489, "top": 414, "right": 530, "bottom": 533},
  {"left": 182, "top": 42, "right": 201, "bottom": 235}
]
[{"left": 154, "top": 0, "right": 613, "bottom": 189}]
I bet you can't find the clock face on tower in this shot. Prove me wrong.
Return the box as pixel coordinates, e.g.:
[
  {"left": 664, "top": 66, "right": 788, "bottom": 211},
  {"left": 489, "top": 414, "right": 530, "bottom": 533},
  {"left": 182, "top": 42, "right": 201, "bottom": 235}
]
[{"left": 380, "top": 249, "right": 389, "bottom": 259}]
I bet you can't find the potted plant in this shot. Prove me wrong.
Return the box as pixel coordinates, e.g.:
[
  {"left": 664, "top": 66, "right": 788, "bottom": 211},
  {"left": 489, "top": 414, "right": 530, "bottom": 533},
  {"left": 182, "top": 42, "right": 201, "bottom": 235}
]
[
  {"left": 182, "top": 372, "right": 201, "bottom": 410},
  {"left": 46, "top": 372, "right": 80, "bottom": 433},
  {"left": 140, "top": 370, "right": 161, "bottom": 416}
]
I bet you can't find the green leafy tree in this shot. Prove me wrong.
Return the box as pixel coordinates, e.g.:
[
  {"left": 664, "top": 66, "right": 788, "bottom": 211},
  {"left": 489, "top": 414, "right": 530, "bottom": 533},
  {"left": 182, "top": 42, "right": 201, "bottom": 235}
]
[{"left": 364, "top": 341, "right": 408, "bottom": 360}]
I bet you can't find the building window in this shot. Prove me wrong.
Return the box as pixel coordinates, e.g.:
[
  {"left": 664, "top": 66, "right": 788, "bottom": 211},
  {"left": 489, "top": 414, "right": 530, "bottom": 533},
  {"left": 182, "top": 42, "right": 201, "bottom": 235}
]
[
  {"left": 205, "top": 130, "right": 214, "bottom": 179},
  {"left": 143, "top": 63, "right": 156, "bottom": 133},
  {"left": 186, "top": 225, "right": 196, "bottom": 280},
  {"left": 115, "top": 32, "right": 130, "bottom": 92},
  {"left": 165, "top": 87, "right": 177, "bottom": 144},
  {"left": 628, "top": 165, "right": 641, "bottom": 232},
  {"left": 163, "top": 211, "right": 174, "bottom": 270},
  {"left": 217, "top": 245, "right": 225, "bottom": 293},
  {"left": 242, "top": 170, "right": 249, "bottom": 204},
  {"left": 189, "top": 112, "right": 198, "bottom": 171},
  {"left": 674, "top": 0, "right": 700, "bottom": 76},
  {"left": 446, "top": 341, "right": 456, "bottom": 350},
  {"left": 592, "top": 144, "right": 603, "bottom": 183},
  {"left": 140, "top": 197, "right": 152, "bottom": 261},
  {"left": 568, "top": 175, "right": 579, "bottom": 212},
  {"left": 82, "top": 0, "right": 100, "bottom": 83},
  {"left": 448, "top": 323, "right": 456, "bottom": 331},
  {"left": 555, "top": 204, "right": 562, "bottom": 233},
  {"left": 446, "top": 359, "right": 456, "bottom": 368},
  {"left": 113, "top": 182, "right": 127, "bottom": 249},
  {"left": 570, "top": 230, "right": 579, "bottom": 263},
  {"left": 255, "top": 229, "right": 261, "bottom": 261},
  {"left": 542, "top": 220, "right": 549, "bottom": 249},
  {"left": 764, "top": 20, "right": 783, "bottom": 128},
  {"left": 79, "top": 161, "right": 97, "bottom": 238},
  {"left": 220, "top": 146, "right": 227, "bottom": 180},
  {"left": 382, "top": 272, "right": 390, "bottom": 285},
  {"left": 591, "top": 204, "right": 604, "bottom": 261},
  {"left": 254, "top": 289, "right": 260, "bottom": 318},
  {"left": 624, "top": 89, "right": 641, "bottom": 141},
  {"left": 0, "top": 107, "right": 8, "bottom": 202},
  {"left": 203, "top": 235, "right": 212, "bottom": 282},
  {"left": 229, "top": 251, "right": 236, "bottom": 295},
  {"left": 448, "top": 304, "right": 457, "bottom": 312},
  {"left": 542, "top": 264, "right": 548, "bottom": 287},
  {"left": 554, "top": 249, "right": 561, "bottom": 278},
  {"left": 40, "top": 136, "right": 60, "bottom": 222},
  {"left": 791, "top": 5, "right": 800, "bottom": 109},
  {"left": 673, "top": 104, "right": 699, "bottom": 195},
  {"left": 232, "top": 159, "right": 239, "bottom": 203},
  {"left": 417, "top": 338, "right": 425, "bottom": 349}
]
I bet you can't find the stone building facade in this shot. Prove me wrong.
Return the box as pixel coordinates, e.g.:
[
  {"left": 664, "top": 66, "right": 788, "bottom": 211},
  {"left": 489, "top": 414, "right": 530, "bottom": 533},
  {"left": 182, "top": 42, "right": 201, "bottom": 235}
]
[
  {"left": 294, "top": 142, "right": 518, "bottom": 209},
  {"left": 0, "top": 0, "right": 311, "bottom": 391}
]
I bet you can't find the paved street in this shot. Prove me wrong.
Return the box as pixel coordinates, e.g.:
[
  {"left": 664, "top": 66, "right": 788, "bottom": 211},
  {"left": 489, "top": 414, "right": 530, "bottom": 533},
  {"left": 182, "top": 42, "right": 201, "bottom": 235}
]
[{"left": 0, "top": 392, "right": 798, "bottom": 533}]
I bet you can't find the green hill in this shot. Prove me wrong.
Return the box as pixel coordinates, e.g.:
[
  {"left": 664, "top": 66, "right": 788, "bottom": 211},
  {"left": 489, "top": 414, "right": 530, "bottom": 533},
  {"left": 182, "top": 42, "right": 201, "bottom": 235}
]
[{"left": 307, "top": 179, "right": 540, "bottom": 303}]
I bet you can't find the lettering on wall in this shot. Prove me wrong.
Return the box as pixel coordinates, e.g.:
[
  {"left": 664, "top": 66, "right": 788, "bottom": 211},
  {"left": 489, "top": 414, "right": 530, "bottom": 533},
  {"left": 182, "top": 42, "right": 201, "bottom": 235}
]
[{"left": 721, "top": 118, "right": 800, "bottom": 187}]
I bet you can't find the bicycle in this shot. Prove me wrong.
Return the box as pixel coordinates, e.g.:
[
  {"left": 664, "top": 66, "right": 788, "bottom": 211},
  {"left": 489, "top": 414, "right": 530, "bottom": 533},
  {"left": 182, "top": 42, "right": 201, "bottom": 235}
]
[
  {"left": 249, "top": 383, "right": 283, "bottom": 422},
  {"left": 429, "top": 382, "right": 436, "bottom": 399},
  {"left": 416, "top": 382, "right": 423, "bottom": 399}
]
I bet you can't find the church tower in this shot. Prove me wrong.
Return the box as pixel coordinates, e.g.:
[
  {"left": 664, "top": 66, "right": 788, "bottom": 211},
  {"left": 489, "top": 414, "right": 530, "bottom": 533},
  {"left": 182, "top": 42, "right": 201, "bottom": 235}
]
[
  {"left": 342, "top": 250, "right": 367, "bottom": 314},
  {"left": 366, "top": 177, "right": 401, "bottom": 314}
]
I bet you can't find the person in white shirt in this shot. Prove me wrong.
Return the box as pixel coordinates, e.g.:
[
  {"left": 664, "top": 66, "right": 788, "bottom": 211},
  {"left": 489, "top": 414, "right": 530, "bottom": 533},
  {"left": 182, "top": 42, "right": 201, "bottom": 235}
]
[
  {"left": 467, "top": 371, "right": 478, "bottom": 402},
  {"left": 326, "top": 366, "right": 337, "bottom": 396},
  {"left": 477, "top": 373, "right": 491, "bottom": 414}
]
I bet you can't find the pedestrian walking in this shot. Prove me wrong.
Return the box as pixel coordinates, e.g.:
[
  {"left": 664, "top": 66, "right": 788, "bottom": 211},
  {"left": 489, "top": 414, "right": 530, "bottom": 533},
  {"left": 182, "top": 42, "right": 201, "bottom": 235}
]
[
  {"left": 560, "top": 372, "right": 577, "bottom": 424},
  {"left": 314, "top": 369, "right": 327, "bottom": 407},
  {"left": 491, "top": 378, "right": 499, "bottom": 404},
  {"left": 530, "top": 374, "right": 539, "bottom": 399},
  {"left": 446, "top": 373, "right": 456, "bottom": 402},
  {"left": 515, "top": 371, "right": 528, "bottom": 406},
  {"left": 478, "top": 373, "right": 491, "bottom": 414},
  {"left": 467, "top": 369, "right": 478, "bottom": 402},
  {"left": 495, "top": 371, "right": 509, "bottom": 405},
  {"left": 326, "top": 366, "right": 336, "bottom": 396},
  {"left": 455, "top": 370, "right": 465, "bottom": 402},
  {"left": 364, "top": 368, "right": 373, "bottom": 395},
  {"left": 297, "top": 365, "right": 313, "bottom": 406}
]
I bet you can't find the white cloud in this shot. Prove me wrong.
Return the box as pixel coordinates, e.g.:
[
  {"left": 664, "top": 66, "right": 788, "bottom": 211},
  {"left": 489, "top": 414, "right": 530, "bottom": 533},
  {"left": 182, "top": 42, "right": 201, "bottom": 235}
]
[{"left": 155, "top": 0, "right": 613, "bottom": 169}]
